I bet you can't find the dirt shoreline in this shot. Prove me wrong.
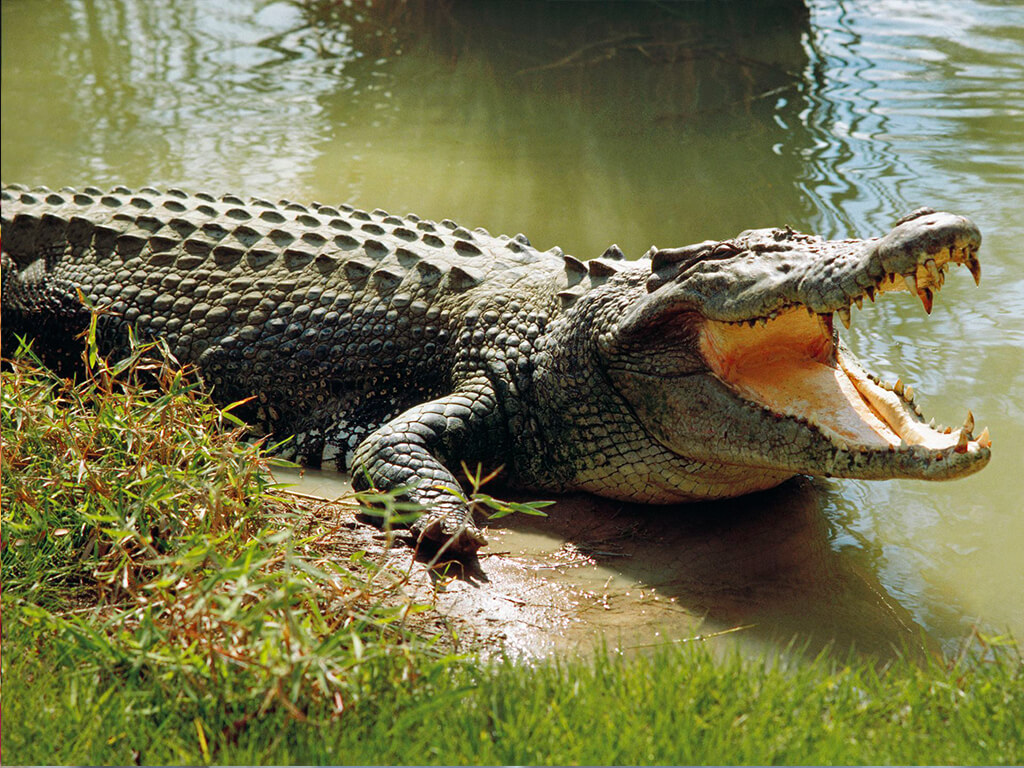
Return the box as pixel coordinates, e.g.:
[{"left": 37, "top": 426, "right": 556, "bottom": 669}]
[{"left": 279, "top": 468, "right": 935, "bottom": 661}]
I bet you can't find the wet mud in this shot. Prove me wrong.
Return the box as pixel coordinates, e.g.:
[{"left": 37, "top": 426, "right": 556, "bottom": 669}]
[{"left": 278, "top": 467, "right": 932, "bottom": 662}]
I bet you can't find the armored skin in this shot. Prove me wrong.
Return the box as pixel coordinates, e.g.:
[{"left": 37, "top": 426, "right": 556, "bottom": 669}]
[{"left": 1, "top": 184, "right": 992, "bottom": 554}]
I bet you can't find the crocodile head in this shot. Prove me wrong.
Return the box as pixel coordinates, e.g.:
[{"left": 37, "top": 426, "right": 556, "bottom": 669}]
[{"left": 601, "top": 208, "right": 991, "bottom": 497}]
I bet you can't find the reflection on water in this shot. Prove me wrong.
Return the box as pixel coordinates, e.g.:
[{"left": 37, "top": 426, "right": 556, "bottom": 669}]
[
  {"left": 803, "top": 0, "right": 1024, "bottom": 237},
  {"left": 2, "top": 0, "right": 1022, "bottom": 655},
  {"left": 534, "top": 478, "right": 932, "bottom": 660},
  {"left": 2, "top": 0, "right": 355, "bottom": 189}
]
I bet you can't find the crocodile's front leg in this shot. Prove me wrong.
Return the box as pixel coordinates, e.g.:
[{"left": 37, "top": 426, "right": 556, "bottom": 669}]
[{"left": 351, "top": 377, "right": 502, "bottom": 555}]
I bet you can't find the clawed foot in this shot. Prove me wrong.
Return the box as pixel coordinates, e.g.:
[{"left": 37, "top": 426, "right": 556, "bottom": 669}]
[
  {"left": 356, "top": 502, "right": 487, "bottom": 558},
  {"left": 409, "top": 505, "right": 487, "bottom": 557}
]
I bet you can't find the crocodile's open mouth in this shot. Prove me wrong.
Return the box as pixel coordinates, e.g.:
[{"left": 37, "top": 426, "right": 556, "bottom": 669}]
[{"left": 698, "top": 247, "right": 991, "bottom": 471}]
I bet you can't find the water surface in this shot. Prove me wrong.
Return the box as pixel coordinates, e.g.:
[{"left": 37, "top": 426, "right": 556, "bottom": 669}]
[{"left": 3, "top": 0, "right": 1021, "bottom": 654}]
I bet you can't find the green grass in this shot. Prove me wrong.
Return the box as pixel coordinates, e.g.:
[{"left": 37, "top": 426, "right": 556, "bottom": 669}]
[
  {"left": 4, "top": 616, "right": 1022, "bottom": 765},
  {"left": 3, "top": 335, "right": 1022, "bottom": 765}
]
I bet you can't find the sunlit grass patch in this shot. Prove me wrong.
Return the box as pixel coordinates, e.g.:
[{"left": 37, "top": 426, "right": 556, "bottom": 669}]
[
  {"left": 3, "top": 337, "right": 264, "bottom": 603},
  {"left": 1, "top": 334, "right": 453, "bottom": 740}
]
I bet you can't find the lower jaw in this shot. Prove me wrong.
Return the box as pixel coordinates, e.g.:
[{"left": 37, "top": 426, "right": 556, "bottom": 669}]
[{"left": 715, "top": 349, "right": 990, "bottom": 478}]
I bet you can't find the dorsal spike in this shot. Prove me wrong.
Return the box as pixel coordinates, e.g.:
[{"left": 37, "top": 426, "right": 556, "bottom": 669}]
[
  {"left": 601, "top": 244, "right": 626, "bottom": 260},
  {"left": 415, "top": 260, "right": 442, "bottom": 283},
  {"left": 454, "top": 239, "right": 483, "bottom": 256},
  {"left": 395, "top": 246, "right": 420, "bottom": 265},
  {"left": 344, "top": 259, "right": 373, "bottom": 283},
  {"left": 314, "top": 252, "right": 340, "bottom": 270},
  {"left": 371, "top": 268, "right": 403, "bottom": 293},
  {"left": 587, "top": 259, "right": 619, "bottom": 277},
  {"left": 562, "top": 254, "right": 587, "bottom": 275},
  {"left": 213, "top": 244, "right": 245, "bottom": 265},
  {"left": 448, "top": 265, "right": 482, "bottom": 291}
]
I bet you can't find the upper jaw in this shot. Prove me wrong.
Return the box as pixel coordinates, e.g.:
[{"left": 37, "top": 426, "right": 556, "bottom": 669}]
[
  {"left": 643, "top": 208, "right": 982, "bottom": 327},
  {"left": 864, "top": 208, "right": 982, "bottom": 315}
]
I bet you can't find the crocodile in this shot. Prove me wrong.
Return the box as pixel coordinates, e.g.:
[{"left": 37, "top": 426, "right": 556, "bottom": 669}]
[{"left": 1, "top": 183, "right": 992, "bottom": 555}]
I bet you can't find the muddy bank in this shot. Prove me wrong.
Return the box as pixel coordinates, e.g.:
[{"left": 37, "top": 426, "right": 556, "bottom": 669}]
[{"left": 278, "top": 467, "right": 932, "bottom": 661}]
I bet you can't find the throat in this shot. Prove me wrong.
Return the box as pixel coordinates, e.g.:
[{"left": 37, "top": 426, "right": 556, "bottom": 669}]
[
  {"left": 722, "top": 354, "right": 898, "bottom": 448},
  {"left": 699, "top": 310, "right": 899, "bottom": 448}
]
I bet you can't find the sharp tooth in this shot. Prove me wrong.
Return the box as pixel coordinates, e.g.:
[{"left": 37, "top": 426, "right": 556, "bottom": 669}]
[
  {"left": 903, "top": 384, "right": 914, "bottom": 402},
  {"left": 925, "top": 259, "right": 941, "bottom": 284},
  {"left": 838, "top": 306, "right": 852, "bottom": 329},
  {"left": 865, "top": 285, "right": 876, "bottom": 302},
  {"left": 977, "top": 426, "right": 991, "bottom": 448},
  {"left": 955, "top": 428, "right": 970, "bottom": 453},
  {"left": 903, "top": 271, "right": 918, "bottom": 295},
  {"left": 918, "top": 287, "right": 934, "bottom": 314},
  {"left": 894, "top": 378, "right": 904, "bottom": 396},
  {"left": 854, "top": 296, "right": 863, "bottom": 310},
  {"left": 967, "top": 257, "right": 981, "bottom": 285},
  {"left": 929, "top": 417, "right": 936, "bottom": 429},
  {"left": 964, "top": 410, "right": 974, "bottom": 435}
]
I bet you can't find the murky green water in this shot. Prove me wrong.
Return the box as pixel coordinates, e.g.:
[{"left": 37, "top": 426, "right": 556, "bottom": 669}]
[{"left": 3, "top": 0, "right": 1022, "bottom": 654}]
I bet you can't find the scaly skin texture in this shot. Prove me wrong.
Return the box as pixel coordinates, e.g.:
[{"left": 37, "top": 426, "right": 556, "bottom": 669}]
[{"left": 1, "top": 184, "right": 992, "bottom": 554}]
